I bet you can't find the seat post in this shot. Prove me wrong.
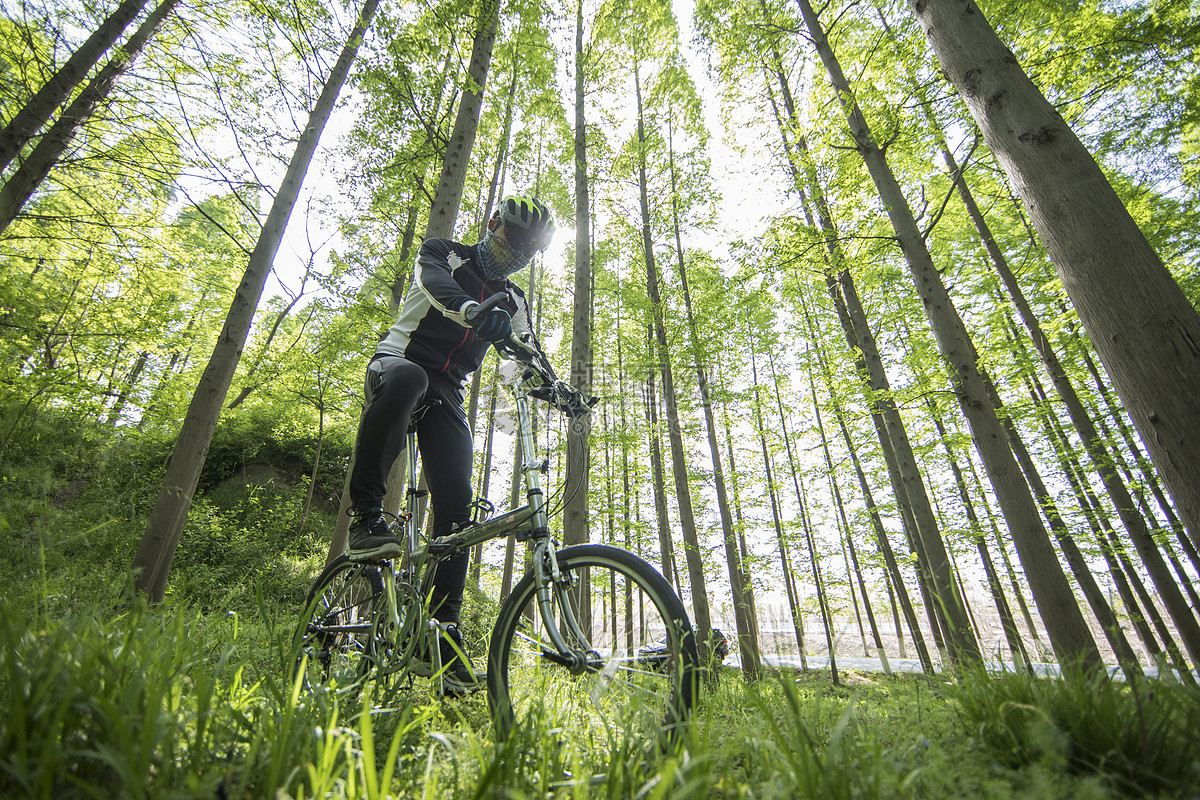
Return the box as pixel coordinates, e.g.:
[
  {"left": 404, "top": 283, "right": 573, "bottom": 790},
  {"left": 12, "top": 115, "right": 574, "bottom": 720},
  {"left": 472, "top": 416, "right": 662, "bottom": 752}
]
[{"left": 405, "top": 428, "right": 422, "bottom": 556}]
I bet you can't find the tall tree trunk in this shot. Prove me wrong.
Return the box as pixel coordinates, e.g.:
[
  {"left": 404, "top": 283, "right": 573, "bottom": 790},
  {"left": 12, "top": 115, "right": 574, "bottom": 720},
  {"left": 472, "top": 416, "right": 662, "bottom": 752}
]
[
  {"left": 133, "top": 0, "right": 383, "bottom": 601},
  {"left": 1025, "top": 370, "right": 1167, "bottom": 667},
  {"left": 762, "top": 30, "right": 960, "bottom": 662},
  {"left": 1025, "top": 362, "right": 1196, "bottom": 680},
  {"left": 389, "top": 198, "right": 420, "bottom": 311},
  {"left": 762, "top": 341, "right": 842, "bottom": 679},
  {"left": 803, "top": 284, "right": 935, "bottom": 672},
  {"left": 425, "top": 0, "right": 498, "bottom": 239},
  {"left": 104, "top": 350, "right": 149, "bottom": 426},
  {"left": 668, "top": 129, "right": 759, "bottom": 679},
  {"left": 960, "top": 451, "right": 1051, "bottom": 660},
  {"left": 1065, "top": 311, "right": 1200, "bottom": 558},
  {"left": 632, "top": 63, "right": 711, "bottom": 640},
  {"left": 644, "top": 370, "right": 678, "bottom": 590},
  {"left": 899, "top": 306, "right": 1142, "bottom": 675},
  {"left": 919, "top": 395, "right": 1027, "bottom": 672},
  {"left": 563, "top": 0, "right": 592, "bottom": 550},
  {"left": 795, "top": 0, "right": 1099, "bottom": 671},
  {"left": 477, "top": 42, "right": 521, "bottom": 241},
  {"left": 782, "top": 106, "right": 968, "bottom": 658},
  {"left": 990, "top": 301, "right": 1200, "bottom": 648},
  {"left": 750, "top": 342, "right": 806, "bottom": 667},
  {"left": 796, "top": 464, "right": 840, "bottom": 686},
  {"left": 0, "top": 0, "right": 150, "bottom": 172},
  {"left": 944, "top": 127, "right": 1200, "bottom": 668},
  {"left": 716, "top": 363, "right": 762, "bottom": 648},
  {"left": 907, "top": 0, "right": 1200, "bottom": 556},
  {"left": 0, "top": 0, "right": 182, "bottom": 234},
  {"left": 810, "top": 363, "right": 890, "bottom": 671}
]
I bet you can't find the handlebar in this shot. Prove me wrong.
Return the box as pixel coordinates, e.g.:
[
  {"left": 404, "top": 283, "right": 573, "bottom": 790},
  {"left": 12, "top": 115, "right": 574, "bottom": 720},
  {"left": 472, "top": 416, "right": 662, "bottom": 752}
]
[{"left": 496, "top": 333, "right": 597, "bottom": 419}]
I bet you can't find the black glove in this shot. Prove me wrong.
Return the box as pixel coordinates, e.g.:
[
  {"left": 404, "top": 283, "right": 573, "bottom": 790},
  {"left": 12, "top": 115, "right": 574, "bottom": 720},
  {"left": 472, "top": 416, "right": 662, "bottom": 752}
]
[{"left": 465, "top": 293, "right": 512, "bottom": 343}]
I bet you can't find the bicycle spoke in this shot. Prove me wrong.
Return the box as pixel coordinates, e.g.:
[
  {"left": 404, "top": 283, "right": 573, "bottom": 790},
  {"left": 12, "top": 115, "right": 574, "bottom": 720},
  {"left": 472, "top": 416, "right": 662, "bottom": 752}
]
[
  {"left": 293, "top": 559, "right": 383, "bottom": 694},
  {"left": 488, "top": 545, "right": 698, "bottom": 780}
]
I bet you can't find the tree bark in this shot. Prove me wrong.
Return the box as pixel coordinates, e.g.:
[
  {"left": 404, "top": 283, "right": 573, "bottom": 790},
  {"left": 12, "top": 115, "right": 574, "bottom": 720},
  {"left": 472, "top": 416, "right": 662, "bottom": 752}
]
[
  {"left": 907, "top": 0, "right": 1200, "bottom": 558},
  {"left": 795, "top": 0, "right": 1099, "bottom": 671},
  {"left": 796, "top": 464, "right": 840, "bottom": 686},
  {"left": 769, "top": 53, "right": 971, "bottom": 659},
  {"left": 947, "top": 132, "right": 1200, "bottom": 668},
  {"left": 563, "top": 0, "right": 592, "bottom": 549},
  {"left": 424, "top": 0, "right": 498, "bottom": 239},
  {"left": 668, "top": 130, "right": 760, "bottom": 679},
  {"left": 807, "top": 345, "right": 889, "bottom": 669},
  {"left": 761, "top": 31, "right": 954, "bottom": 664},
  {"left": 717, "top": 363, "right": 763, "bottom": 649},
  {"left": 633, "top": 63, "right": 712, "bottom": 640},
  {"left": 804, "top": 283, "right": 936, "bottom": 672},
  {"left": 749, "top": 342, "right": 806, "bottom": 667}
]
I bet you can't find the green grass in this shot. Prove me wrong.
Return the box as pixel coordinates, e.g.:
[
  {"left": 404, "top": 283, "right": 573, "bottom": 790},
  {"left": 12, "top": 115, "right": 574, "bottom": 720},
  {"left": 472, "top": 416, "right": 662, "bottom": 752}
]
[
  {"left": 5, "top": 583, "right": 1197, "bottom": 799},
  {"left": 2, "top": 415, "right": 1199, "bottom": 798}
]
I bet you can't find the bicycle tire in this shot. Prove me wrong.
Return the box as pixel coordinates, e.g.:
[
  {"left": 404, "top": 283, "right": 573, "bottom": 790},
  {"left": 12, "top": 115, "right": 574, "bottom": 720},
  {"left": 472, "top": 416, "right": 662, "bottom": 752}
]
[
  {"left": 292, "top": 555, "right": 384, "bottom": 694},
  {"left": 487, "top": 544, "right": 699, "bottom": 766}
]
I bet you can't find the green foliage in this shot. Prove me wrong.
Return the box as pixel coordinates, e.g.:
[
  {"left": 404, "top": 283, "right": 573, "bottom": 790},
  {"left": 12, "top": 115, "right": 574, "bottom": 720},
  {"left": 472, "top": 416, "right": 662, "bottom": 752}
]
[
  {"left": 949, "top": 665, "right": 1200, "bottom": 796},
  {"left": 0, "top": 598, "right": 275, "bottom": 798},
  {"left": 4, "top": 0, "right": 1200, "bottom": 793},
  {"left": 198, "top": 404, "right": 353, "bottom": 501},
  {"left": 6, "top": 401, "right": 1195, "bottom": 799},
  {"left": 0, "top": 404, "right": 348, "bottom": 613}
]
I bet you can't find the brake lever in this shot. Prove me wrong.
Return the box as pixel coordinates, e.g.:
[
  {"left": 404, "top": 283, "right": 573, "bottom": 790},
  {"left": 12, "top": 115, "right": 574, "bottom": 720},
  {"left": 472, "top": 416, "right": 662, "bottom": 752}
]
[
  {"left": 498, "top": 334, "right": 537, "bottom": 362},
  {"left": 557, "top": 384, "right": 598, "bottom": 419},
  {"left": 528, "top": 384, "right": 556, "bottom": 403}
]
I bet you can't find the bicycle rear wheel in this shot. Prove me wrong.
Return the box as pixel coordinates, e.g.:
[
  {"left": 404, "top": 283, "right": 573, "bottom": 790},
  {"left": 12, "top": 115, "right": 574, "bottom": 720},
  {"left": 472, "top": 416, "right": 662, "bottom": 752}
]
[
  {"left": 487, "top": 544, "right": 699, "bottom": 769},
  {"left": 292, "top": 555, "right": 383, "bottom": 694}
]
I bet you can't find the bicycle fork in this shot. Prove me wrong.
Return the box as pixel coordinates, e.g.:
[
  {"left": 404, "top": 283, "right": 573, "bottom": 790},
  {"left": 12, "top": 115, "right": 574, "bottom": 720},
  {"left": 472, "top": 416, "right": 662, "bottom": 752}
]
[
  {"left": 509, "top": 381, "right": 597, "bottom": 674},
  {"left": 530, "top": 538, "right": 596, "bottom": 674}
]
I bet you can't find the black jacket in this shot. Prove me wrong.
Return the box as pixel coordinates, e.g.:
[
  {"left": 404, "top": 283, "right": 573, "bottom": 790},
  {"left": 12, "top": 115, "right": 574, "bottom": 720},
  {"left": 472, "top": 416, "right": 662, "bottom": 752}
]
[{"left": 376, "top": 237, "right": 534, "bottom": 384}]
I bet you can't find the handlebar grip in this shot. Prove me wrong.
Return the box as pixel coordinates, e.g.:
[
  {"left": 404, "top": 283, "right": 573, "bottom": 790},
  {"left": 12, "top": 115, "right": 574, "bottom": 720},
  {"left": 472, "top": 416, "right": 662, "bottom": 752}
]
[{"left": 477, "top": 291, "right": 509, "bottom": 312}]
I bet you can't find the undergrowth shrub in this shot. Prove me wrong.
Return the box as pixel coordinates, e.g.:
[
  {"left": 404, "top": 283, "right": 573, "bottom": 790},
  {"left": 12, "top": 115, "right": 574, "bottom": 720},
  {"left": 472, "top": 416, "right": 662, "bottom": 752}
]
[
  {"left": 197, "top": 405, "right": 352, "bottom": 505},
  {"left": 0, "top": 409, "right": 343, "bottom": 613},
  {"left": 949, "top": 665, "right": 1200, "bottom": 797},
  {"left": 167, "top": 492, "right": 328, "bottom": 612}
]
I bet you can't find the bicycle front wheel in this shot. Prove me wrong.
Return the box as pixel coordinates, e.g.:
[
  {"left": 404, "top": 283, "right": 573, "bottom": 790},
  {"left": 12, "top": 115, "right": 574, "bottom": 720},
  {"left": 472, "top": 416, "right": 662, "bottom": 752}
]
[
  {"left": 487, "top": 544, "right": 699, "bottom": 765},
  {"left": 292, "top": 555, "right": 383, "bottom": 694}
]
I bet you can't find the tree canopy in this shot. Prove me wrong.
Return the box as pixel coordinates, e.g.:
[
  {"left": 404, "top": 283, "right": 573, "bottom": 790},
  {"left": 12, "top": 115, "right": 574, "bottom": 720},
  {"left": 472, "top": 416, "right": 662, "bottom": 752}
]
[{"left": 3, "top": 0, "right": 1199, "bottom": 678}]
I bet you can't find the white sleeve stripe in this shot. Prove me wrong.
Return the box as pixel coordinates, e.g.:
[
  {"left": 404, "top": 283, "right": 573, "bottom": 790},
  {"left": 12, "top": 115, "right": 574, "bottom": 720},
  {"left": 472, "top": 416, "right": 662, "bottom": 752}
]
[{"left": 414, "top": 256, "right": 472, "bottom": 327}]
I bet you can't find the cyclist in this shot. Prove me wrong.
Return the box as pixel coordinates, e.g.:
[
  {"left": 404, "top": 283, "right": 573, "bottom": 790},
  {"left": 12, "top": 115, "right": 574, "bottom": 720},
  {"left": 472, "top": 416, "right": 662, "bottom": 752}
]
[{"left": 346, "top": 195, "right": 555, "bottom": 695}]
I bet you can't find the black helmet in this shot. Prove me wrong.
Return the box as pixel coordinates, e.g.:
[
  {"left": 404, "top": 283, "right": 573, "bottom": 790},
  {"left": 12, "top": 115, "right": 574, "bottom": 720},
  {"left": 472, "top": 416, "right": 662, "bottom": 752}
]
[{"left": 494, "top": 195, "right": 555, "bottom": 253}]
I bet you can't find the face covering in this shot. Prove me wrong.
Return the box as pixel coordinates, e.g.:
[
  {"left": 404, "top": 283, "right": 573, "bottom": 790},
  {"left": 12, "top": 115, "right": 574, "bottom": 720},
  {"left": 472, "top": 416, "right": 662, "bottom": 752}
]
[{"left": 477, "top": 229, "right": 532, "bottom": 281}]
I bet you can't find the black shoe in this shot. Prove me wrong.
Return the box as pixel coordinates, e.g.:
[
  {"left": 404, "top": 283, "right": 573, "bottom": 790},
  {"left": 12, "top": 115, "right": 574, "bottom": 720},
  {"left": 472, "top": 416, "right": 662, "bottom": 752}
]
[
  {"left": 347, "top": 510, "right": 403, "bottom": 561},
  {"left": 439, "top": 624, "right": 485, "bottom": 696}
]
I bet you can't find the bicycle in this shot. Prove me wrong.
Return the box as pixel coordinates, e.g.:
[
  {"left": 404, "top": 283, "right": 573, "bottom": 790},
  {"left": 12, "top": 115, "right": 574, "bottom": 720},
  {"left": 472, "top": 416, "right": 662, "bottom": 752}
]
[{"left": 291, "top": 330, "right": 700, "bottom": 765}]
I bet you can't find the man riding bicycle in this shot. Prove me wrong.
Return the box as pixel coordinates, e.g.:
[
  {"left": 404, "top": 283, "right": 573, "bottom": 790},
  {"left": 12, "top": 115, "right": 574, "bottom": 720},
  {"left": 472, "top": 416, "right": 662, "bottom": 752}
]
[{"left": 346, "top": 195, "right": 555, "bottom": 695}]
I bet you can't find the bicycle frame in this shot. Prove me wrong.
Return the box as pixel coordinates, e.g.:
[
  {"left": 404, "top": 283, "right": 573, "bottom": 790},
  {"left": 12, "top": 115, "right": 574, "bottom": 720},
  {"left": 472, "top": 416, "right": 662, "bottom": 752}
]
[{"left": 381, "top": 359, "right": 595, "bottom": 673}]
